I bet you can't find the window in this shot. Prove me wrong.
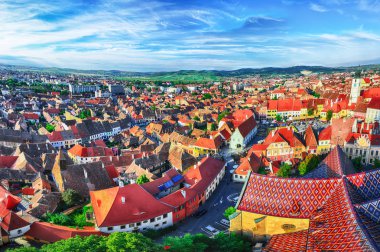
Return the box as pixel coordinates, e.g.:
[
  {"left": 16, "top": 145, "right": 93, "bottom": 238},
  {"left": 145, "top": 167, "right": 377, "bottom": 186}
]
[
  {"left": 129, "top": 224, "right": 134, "bottom": 228},
  {"left": 155, "top": 224, "right": 159, "bottom": 227},
  {"left": 120, "top": 225, "right": 126, "bottom": 229},
  {"left": 143, "top": 220, "right": 148, "bottom": 223},
  {"left": 163, "top": 213, "right": 168, "bottom": 218},
  {"left": 163, "top": 221, "right": 167, "bottom": 225},
  {"left": 157, "top": 217, "right": 161, "bottom": 220},
  {"left": 150, "top": 218, "right": 155, "bottom": 223},
  {"left": 107, "top": 227, "right": 113, "bottom": 231},
  {"left": 136, "top": 222, "right": 141, "bottom": 226},
  {"left": 17, "top": 230, "right": 22, "bottom": 234}
]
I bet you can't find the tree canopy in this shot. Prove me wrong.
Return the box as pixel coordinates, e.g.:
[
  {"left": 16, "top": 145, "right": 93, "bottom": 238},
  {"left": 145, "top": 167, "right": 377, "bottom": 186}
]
[
  {"left": 163, "top": 232, "right": 250, "bottom": 252},
  {"left": 224, "top": 207, "right": 236, "bottom": 219},
  {"left": 8, "top": 231, "right": 250, "bottom": 252},
  {"left": 326, "top": 110, "right": 333, "bottom": 121},
  {"left": 46, "top": 123, "right": 55, "bottom": 133},
  {"left": 136, "top": 174, "right": 150, "bottom": 184},
  {"left": 275, "top": 114, "right": 283, "bottom": 122},
  {"left": 62, "top": 189, "right": 81, "bottom": 207},
  {"left": 298, "top": 154, "right": 320, "bottom": 175},
  {"left": 202, "top": 93, "right": 212, "bottom": 100},
  {"left": 277, "top": 163, "right": 292, "bottom": 178}
]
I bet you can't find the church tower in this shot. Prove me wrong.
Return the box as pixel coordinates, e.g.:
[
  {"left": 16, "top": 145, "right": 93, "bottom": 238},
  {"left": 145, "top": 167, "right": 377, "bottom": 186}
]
[{"left": 349, "top": 79, "right": 361, "bottom": 105}]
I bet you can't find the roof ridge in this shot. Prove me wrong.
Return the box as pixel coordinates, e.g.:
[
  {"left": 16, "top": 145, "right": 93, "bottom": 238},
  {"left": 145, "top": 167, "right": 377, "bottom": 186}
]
[{"left": 341, "top": 178, "right": 379, "bottom": 251}]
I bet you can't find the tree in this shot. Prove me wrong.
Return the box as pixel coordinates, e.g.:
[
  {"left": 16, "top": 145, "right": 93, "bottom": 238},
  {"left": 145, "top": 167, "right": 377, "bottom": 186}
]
[
  {"left": 62, "top": 189, "right": 81, "bottom": 207},
  {"left": 9, "top": 227, "right": 165, "bottom": 252},
  {"left": 46, "top": 123, "right": 55, "bottom": 133},
  {"left": 352, "top": 157, "right": 363, "bottom": 171},
  {"left": 45, "top": 213, "right": 73, "bottom": 226},
  {"left": 136, "top": 174, "right": 150, "bottom": 184},
  {"left": 298, "top": 154, "right": 319, "bottom": 175},
  {"left": 374, "top": 159, "right": 380, "bottom": 168},
  {"left": 107, "top": 232, "right": 159, "bottom": 252},
  {"left": 213, "top": 233, "right": 251, "bottom": 252},
  {"left": 326, "top": 110, "right": 333, "bottom": 121},
  {"left": 224, "top": 206, "right": 236, "bottom": 219},
  {"left": 210, "top": 123, "right": 217, "bottom": 131},
  {"left": 202, "top": 93, "right": 212, "bottom": 100},
  {"left": 217, "top": 111, "right": 229, "bottom": 123},
  {"left": 164, "top": 233, "right": 208, "bottom": 252},
  {"left": 193, "top": 116, "right": 200, "bottom": 121},
  {"left": 277, "top": 163, "right": 292, "bottom": 178},
  {"left": 275, "top": 114, "right": 283, "bottom": 122},
  {"left": 307, "top": 108, "right": 314, "bottom": 116}
]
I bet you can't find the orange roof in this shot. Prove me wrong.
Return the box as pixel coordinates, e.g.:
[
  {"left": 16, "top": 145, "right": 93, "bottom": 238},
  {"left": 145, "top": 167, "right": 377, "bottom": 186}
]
[
  {"left": 184, "top": 157, "right": 225, "bottom": 195},
  {"left": 90, "top": 184, "right": 173, "bottom": 227},
  {"left": 194, "top": 135, "right": 222, "bottom": 150},
  {"left": 319, "top": 125, "right": 332, "bottom": 141},
  {"left": 0, "top": 186, "right": 21, "bottom": 210},
  {"left": 160, "top": 187, "right": 198, "bottom": 207},
  {"left": 25, "top": 222, "right": 105, "bottom": 243}
]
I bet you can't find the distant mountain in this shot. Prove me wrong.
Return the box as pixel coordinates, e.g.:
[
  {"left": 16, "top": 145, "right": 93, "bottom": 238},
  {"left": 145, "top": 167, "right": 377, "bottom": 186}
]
[{"left": 0, "top": 63, "right": 379, "bottom": 79}]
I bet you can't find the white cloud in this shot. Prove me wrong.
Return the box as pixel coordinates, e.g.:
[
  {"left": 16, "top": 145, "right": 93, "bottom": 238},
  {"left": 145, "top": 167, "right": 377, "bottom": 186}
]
[
  {"left": 309, "top": 3, "right": 328, "bottom": 12},
  {"left": 358, "top": 0, "right": 380, "bottom": 12}
]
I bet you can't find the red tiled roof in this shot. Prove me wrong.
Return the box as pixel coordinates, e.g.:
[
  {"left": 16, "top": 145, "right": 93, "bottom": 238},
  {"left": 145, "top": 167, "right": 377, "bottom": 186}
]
[
  {"left": 105, "top": 165, "right": 119, "bottom": 180},
  {"left": 368, "top": 97, "right": 380, "bottom": 110},
  {"left": 194, "top": 135, "right": 222, "bottom": 150},
  {"left": 23, "top": 113, "right": 39, "bottom": 120},
  {"left": 47, "top": 131, "right": 63, "bottom": 142},
  {"left": 22, "top": 187, "right": 35, "bottom": 196},
  {"left": 362, "top": 88, "right": 380, "bottom": 99},
  {"left": 239, "top": 147, "right": 380, "bottom": 251},
  {"left": 0, "top": 186, "right": 21, "bottom": 210},
  {"left": 234, "top": 152, "right": 261, "bottom": 176},
  {"left": 0, "top": 156, "right": 18, "bottom": 168},
  {"left": 0, "top": 203, "right": 29, "bottom": 232},
  {"left": 263, "top": 230, "right": 308, "bottom": 252},
  {"left": 304, "top": 125, "right": 318, "bottom": 148},
  {"left": 184, "top": 157, "right": 225, "bottom": 195},
  {"left": 318, "top": 125, "right": 332, "bottom": 141},
  {"left": 141, "top": 168, "right": 182, "bottom": 195},
  {"left": 160, "top": 188, "right": 198, "bottom": 207},
  {"left": 25, "top": 222, "right": 105, "bottom": 243},
  {"left": 237, "top": 116, "right": 257, "bottom": 138},
  {"left": 90, "top": 184, "right": 173, "bottom": 227}
]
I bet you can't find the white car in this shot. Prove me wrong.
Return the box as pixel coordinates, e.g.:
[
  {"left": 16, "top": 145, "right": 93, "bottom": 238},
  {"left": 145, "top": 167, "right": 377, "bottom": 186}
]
[{"left": 205, "top": 225, "right": 220, "bottom": 236}]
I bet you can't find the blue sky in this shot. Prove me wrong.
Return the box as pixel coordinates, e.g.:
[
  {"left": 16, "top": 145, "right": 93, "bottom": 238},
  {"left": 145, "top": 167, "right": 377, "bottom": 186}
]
[{"left": 1, "top": 0, "right": 380, "bottom": 71}]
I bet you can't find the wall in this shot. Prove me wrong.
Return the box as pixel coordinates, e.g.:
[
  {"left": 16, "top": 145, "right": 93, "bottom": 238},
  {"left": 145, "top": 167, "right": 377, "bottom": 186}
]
[
  {"left": 98, "top": 212, "right": 173, "bottom": 234},
  {"left": 230, "top": 210, "right": 309, "bottom": 238}
]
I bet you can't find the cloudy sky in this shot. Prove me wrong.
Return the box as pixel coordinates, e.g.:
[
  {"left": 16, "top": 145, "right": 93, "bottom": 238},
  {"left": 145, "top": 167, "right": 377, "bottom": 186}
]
[{"left": 1, "top": 0, "right": 380, "bottom": 71}]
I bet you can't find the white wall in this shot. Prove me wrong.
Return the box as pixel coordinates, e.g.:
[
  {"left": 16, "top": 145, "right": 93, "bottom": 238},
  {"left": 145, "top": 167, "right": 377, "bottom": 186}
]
[
  {"left": 9, "top": 225, "right": 30, "bottom": 239},
  {"left": 98, "top": 212, "right": 173, "bottom": 234}
]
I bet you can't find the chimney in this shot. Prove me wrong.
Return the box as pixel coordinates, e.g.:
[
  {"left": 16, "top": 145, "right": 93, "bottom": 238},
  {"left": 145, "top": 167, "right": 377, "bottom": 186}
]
[
  {"left": 198, "top": 161, "right": 201, "bottom": 166},
  {"left": 119, "top": 180, "right": 124, "bottom": 187},
  {"left": 180, "top": 189, "right": 186, "bottom": 199},
  {"left": 121, "top": 196, "right": 126, "bottom": 204},
  {"left": 271, "top": 130, "right": 275, "bottom": 137}
]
